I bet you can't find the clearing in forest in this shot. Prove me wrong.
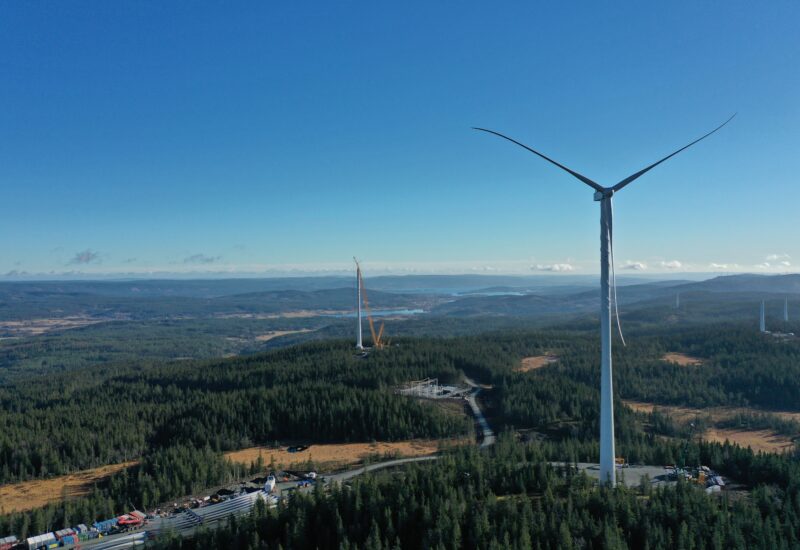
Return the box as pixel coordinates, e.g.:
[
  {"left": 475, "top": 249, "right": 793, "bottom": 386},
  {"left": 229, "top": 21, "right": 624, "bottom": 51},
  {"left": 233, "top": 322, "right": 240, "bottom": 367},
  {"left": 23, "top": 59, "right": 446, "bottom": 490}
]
[
  {"left": 0, "top": 461, "right": 138, "bottom": 515},
  {"left": 624, "top": 400, "right": 798, "bottom": 454},
  {"left": 0, "top": 316, "right": 105, "bottom": 337},
  {"left": 517, "top": 354, "right": 558, "bottom": 372},
  {"left": 660, "top": 352, "right": 703, "bottom": 366},
  {"left": 254, "top": 329, "right": 313, "bottom": 341},
  {"left": 704, "top": 428, "right": 795, "bottom": 454},
  {"left": 0, "top": 439, "right": 465, "bottom": 515},
  {"left": 225, "top": 439, "right": 465, "bottom": 470}
]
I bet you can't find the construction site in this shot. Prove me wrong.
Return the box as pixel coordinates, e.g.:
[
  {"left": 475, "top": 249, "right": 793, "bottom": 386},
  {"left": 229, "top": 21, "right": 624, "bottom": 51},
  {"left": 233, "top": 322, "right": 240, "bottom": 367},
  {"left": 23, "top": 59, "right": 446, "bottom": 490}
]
[
  {"left": 396, "top": 378, "right": 471, "bottom": 399},
  {"left": 354, "top": 258, "right": 389, "bottom": 353}
]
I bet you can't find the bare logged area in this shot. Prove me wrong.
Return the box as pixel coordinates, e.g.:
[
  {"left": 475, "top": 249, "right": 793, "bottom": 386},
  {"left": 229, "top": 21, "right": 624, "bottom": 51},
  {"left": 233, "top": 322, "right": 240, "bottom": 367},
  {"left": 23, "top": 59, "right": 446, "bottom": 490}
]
[
  {"left": 0, "top": 461, "right": 137, "bottom": 514},
  {"left": 624, "top": 400, "right": 712, "bottom": 422},
  {"left": 661, "top": 352, "right": 704, "bottom": 366},
  {"left": 517, "top": 354, "right": 558, "bottom": 372},
  {"left": 255, "top": 329, "right": 313, "bottom": 342},
  {"left": 225, "top": 440, "right": 461, "bottom": 470},
  {"left": 0, "top": 440, "right": 461, "bottom": 515},
  {"left": 625, "top": 400, "right": 800, "bottom": 424},
  {"left": 217, "top": 311, "right": 342, "bottom": 320},
  {"left": 705, "top": 428, "right": 795, "bottom": 454},
  {"left": 624, "top": 400, "right": 797, "bottom": 453},
  {"left": 0, "top": 317, "right": 105, "bottom": 337}
]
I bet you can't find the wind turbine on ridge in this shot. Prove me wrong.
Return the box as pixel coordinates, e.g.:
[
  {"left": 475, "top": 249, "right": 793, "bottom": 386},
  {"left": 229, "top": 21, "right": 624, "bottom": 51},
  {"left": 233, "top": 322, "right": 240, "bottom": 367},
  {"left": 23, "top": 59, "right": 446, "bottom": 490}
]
[{"left": 474, "top": 114, "right": 735, "bottom": 485}]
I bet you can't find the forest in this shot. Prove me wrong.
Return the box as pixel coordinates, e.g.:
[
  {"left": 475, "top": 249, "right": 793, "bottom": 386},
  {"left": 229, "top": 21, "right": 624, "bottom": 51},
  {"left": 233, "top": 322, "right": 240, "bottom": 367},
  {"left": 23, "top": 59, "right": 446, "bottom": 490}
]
[
  {"left": 3, "top": 322, "right": 800, "bottom": 544},
  {"left": 152, "top": 435, "right": 800, "bottom": 550}
]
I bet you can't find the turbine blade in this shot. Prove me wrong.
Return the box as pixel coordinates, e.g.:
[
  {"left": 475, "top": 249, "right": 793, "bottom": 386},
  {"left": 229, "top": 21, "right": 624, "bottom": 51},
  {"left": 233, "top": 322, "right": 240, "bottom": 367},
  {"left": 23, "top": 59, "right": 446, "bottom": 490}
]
[
  {"left": 611, "top": 114, "right": 736, "bottom": 193},
  {"left": 473, "top": 127, "right": 604, "bottom": 192},
  {"left": 608, "top": 198, "right": 626, "bottom": 347}
]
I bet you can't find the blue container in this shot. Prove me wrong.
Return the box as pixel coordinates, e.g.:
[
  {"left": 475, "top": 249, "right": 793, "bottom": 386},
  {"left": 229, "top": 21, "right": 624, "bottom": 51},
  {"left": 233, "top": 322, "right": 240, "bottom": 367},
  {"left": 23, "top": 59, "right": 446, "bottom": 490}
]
[{"left": 92, "top": 518, "right": 119, "bottom": 533}]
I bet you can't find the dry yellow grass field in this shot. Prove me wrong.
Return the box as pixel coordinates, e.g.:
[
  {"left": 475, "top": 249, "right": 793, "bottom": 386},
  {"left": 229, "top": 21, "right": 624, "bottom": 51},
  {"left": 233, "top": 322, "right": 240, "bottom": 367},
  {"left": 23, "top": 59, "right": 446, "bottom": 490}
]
[
  {"left": 0, "top": 461, "right": 137, "bottom": 515},
  {"left": 0, "top": 439, "right": 465, "bottom": 515},
  {"left": 624, "top": 400, "right": 797, "bottom": 453},
  {"left": 0, "top": 317, "right": 104, "bottom": 337},
  {"left": 704, "top": 428, "right": 795, "bottom": 454},
  {"left": 517, "top": 354, "right": 558, "bottom": 372},
  {"left": 254, "top": 329, "right": 312, "bottom": 341},
  {"left": 660, "top": 352, "right": 704, "bottom": 366},
  {"left": 224, "top": 439, "right": 464, "bottom": 470}
]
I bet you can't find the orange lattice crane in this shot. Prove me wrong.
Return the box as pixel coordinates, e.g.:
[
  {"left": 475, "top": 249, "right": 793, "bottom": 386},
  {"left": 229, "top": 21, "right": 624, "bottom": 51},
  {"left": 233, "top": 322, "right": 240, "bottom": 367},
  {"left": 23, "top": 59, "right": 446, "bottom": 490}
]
[{"left": 355, "top": 259, "right": 386, "bottom": 349}]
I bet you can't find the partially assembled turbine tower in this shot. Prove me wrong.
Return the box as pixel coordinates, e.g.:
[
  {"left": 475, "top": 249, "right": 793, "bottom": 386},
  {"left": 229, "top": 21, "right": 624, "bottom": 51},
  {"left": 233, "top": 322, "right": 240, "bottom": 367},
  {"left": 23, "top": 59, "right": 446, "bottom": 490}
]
[
  {"left": 474, "top": 115, "right": 734, "bottom": 485},
  {"left": 355, "top": 258, "right": 363, "bottom": 350},
  {"left": 760, "top": 300, "right": 767, "bottom": 333}
]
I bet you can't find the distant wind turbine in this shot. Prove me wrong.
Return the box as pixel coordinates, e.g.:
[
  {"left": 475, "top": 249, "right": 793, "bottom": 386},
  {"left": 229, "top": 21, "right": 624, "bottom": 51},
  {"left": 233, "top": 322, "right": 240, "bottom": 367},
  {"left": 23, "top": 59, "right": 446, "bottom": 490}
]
[
  {"left": 354, "top": 257, "right": 363, "bottom": 350},
  {"left": 474, "top": 114, "right": 734, "bottom": 485}
]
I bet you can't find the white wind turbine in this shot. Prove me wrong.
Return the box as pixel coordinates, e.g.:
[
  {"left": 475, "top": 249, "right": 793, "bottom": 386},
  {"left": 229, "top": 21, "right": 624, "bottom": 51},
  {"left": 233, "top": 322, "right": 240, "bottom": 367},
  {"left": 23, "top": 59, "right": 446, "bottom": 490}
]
[
  {"left": 474, "top": 115, "right": 734, "bottom": 485},
  {"left": 354, "top": 257, "right": 364, "bottom": 350}
]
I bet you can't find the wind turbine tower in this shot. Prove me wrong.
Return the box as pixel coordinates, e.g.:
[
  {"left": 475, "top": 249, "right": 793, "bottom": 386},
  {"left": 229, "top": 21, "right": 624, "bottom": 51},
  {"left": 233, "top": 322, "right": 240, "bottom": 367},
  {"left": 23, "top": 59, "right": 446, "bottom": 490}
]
[
  {"left": 474, "top": 114, "right": 734, "bottom": 486},
  {"left": 354, "top": 258, "right": 363, "bottom": 350},
  {"left": 785, "top": 298, "right": 789, "bottom": 323},
  {"left": 676, "top": 292, "right": 680, "bottom": 310},
  {"left": 760, "top": 300, "right": 767, "bottom": 333}
]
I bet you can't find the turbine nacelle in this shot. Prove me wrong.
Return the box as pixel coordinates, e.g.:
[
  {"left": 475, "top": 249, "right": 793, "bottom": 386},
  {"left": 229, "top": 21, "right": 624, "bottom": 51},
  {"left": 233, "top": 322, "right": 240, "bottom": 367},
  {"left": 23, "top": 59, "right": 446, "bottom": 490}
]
[{"left": 593, "top": 189, "right": 615, "bottom": 201}]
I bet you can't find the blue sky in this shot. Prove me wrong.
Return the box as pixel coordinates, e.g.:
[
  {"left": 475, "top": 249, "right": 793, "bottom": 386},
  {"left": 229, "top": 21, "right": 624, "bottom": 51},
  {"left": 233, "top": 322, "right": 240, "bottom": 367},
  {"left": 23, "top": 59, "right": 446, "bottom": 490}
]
[{"left": 1, "top": 2, "right": 798, "bottom": 277}]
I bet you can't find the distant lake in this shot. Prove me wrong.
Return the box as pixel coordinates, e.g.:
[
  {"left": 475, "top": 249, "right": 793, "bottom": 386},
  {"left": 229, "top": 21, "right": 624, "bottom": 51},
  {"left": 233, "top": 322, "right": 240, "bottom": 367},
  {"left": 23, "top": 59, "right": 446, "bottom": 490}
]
[{"left": 457, "top": 291, "right": 526, "bottom": 297}]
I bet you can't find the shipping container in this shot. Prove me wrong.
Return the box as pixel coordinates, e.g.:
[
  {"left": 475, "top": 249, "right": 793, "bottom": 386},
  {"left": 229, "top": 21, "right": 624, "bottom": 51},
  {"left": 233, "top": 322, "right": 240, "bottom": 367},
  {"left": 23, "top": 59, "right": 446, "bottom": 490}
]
[
  {"left": 0, "top": 535, "right": 18, "bottom": 550},
  {"left": 92, "top": 518, "right": 119, "bottom": 534},
  {"left": 54, "top": 529, "right": 74, "bottom": 540},
  {"left": 25, "top": 532, "right": 56, "bottom": 550}
]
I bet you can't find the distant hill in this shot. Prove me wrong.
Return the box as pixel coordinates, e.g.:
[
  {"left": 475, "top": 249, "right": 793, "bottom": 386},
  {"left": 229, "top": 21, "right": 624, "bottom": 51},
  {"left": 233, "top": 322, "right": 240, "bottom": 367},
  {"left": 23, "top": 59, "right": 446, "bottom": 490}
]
[
  {"left": 217, "top": 288, "right": 434, "bottom": 313},
  {"left": 678, "top": 274, "right": 800, "bottom": 295},
  {"left": 0, "top": 285, "right": 433, "bottom": 321},
  {"left": 431, "top": 274, "right": 800, "bottom": 318},
  {"left": 2, "top": 273, "right": 798, "bottom": 322}
]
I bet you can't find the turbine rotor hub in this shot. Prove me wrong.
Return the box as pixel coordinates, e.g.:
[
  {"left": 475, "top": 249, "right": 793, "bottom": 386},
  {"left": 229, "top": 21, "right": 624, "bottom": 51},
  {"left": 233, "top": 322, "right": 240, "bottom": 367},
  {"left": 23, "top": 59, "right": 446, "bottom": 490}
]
[{"left": 593, "top": 188, "right": 614, "bottom": 201}]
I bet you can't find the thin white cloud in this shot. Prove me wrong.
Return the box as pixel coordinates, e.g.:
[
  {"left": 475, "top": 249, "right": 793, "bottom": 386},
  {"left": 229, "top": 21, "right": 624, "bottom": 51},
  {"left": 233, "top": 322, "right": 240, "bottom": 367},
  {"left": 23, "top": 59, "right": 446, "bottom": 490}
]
[
  {"left": 622, "top": 261, "right": 647, "bottom": 271},
  {"left": 781, "top": 261, "right": 791, "bottom": 267},
  {"left": 755, "top": 262, "right": 771, "bottom": 269},
  {"left": 659, "top": 260, "right": 682, "bottom": 270},
  {"left": 532, "top": 263, "right": 574, "bottom": 272},
  {"left": 709, "top": 263, "right": 739, "bottom": 270},
  {"left": 767, "top": 253, "right": 791, "bottom": 261}
]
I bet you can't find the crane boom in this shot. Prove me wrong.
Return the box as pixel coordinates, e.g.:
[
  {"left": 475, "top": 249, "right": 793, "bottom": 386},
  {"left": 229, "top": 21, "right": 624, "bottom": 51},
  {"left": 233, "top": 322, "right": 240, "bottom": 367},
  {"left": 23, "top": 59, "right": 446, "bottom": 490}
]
[{"left": 356, "top": 261, "right": 385, "bottom": 348}]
